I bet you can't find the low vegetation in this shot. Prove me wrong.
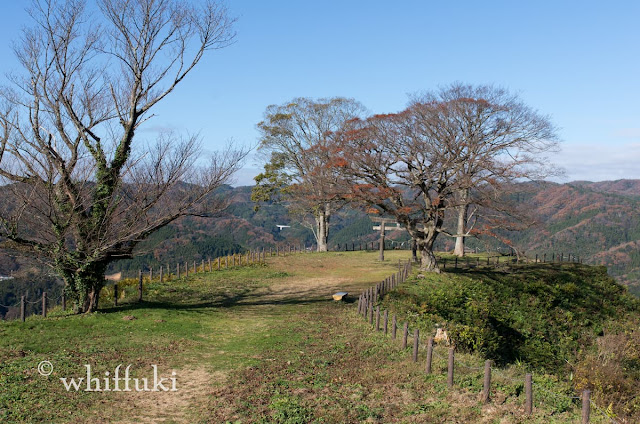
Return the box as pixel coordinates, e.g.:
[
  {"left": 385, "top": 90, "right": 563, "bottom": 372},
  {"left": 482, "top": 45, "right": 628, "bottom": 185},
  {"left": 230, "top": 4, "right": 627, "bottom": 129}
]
[
  {"left": 382, "top": 261, "right": 638, "bottom": 370},
  {"left": 382, "top": 258, "right": 640, "bottom": 422}
]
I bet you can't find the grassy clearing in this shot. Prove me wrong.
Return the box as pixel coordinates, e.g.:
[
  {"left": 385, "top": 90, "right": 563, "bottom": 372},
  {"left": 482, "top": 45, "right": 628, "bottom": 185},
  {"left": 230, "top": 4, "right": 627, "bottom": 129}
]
[
  {"left": 0, "top": 250, "right": 624, "bottom": 423},
  {"left": 0, "top": 251, "right": 407, "bottom": 423}
]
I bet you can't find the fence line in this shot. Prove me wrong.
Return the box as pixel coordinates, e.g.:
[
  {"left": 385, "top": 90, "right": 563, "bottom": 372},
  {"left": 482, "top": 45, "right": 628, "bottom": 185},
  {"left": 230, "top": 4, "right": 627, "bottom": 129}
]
[
  {"left": 1, "top": 245, "right": 581, "bottom": 321},
  {"left": 355, "top": 257, "right": 613, "bottom": 424},
  {"left": 2, "top": 244, "right": 314, "bottom": 321}
]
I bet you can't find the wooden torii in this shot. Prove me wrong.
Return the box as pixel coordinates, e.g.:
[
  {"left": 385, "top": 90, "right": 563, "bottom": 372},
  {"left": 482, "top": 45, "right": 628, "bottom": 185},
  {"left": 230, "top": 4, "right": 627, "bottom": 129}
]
[{"left": 370, "top": 216, "right": 403, "bottom": 261}]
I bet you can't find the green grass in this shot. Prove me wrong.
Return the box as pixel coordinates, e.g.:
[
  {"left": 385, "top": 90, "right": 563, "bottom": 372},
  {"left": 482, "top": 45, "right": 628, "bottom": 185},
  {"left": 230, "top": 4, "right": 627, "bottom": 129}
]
[
  {"left": 0, "top": 251, "right": 408, "bottom": 423},
  {"left": 0, "top": 251, "right": 632, "bottom": 423}
]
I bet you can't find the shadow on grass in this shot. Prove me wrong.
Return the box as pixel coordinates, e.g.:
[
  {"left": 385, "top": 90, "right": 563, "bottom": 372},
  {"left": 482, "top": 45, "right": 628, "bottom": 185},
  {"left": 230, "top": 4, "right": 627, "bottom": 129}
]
[{"left": 98, "top": 288, "right": 337, "bottom": 315}]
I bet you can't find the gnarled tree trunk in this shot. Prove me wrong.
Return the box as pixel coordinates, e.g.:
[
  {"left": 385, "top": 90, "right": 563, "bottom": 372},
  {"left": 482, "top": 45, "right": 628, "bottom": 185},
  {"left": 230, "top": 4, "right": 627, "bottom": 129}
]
[
  {"left": 418, "top": 232, "right": 439, "bottom": 271},
  {"left": 60, "top": 261, "right": 108, "bottom": 314}
]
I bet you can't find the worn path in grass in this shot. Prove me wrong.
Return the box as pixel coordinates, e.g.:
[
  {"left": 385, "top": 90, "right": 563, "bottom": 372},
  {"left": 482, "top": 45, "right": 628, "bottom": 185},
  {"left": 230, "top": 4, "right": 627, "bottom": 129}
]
[
  {"left": 0, "top": 251, "right": 409, "bottom": 423},
  {"left": 2, "top": 252, "right": 593, "bottom": 423}
]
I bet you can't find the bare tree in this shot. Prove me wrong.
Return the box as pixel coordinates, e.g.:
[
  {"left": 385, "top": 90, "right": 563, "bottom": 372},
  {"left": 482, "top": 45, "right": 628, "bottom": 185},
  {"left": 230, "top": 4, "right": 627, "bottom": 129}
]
[
  {"left": 0, "top": 0, "right": 244, "bottom": 313},
  {"left": 252, "top": 97, "right": 366, "bottom": 251},
  {"left": 410, "top": 83, "right": 560, "bottom": 256}
]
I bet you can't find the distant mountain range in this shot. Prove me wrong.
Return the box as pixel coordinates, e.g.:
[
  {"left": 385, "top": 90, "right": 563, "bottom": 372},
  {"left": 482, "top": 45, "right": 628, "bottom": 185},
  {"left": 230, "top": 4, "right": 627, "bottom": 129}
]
[{"left": 2, "top": 179, "right": 640, "bottom": 311}]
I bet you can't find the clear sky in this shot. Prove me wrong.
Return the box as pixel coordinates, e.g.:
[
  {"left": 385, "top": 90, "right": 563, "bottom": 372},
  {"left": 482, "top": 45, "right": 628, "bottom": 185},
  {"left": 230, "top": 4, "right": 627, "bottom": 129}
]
[{"left": 1, "top": 1, "right": 639, "bottom": 185}]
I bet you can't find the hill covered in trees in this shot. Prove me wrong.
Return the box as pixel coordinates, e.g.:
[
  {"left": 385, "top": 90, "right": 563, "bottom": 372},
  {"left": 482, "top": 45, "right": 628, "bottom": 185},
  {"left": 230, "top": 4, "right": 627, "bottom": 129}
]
[
  {"left": 2, "top": 179, "right": 640, "bottom": 317},
  {"left": 93, "top": 179, "right": 640, "bottom": 296}
]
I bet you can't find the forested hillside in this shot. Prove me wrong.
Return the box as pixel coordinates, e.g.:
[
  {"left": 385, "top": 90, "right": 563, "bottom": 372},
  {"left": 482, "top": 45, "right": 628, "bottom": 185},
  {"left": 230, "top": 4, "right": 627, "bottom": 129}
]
[{"left": 2, "top": 179, "right": 640, "bottom": 316}]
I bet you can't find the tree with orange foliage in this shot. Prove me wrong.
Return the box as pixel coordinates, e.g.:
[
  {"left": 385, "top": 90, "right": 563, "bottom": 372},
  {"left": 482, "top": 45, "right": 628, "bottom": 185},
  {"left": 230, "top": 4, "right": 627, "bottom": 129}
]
[
  {"left": 335, "top": 84, "right": 559, "bottom": 270},
  {"left": 336, "top": 110, "right": 459, "bottom": 270},
  {"left": 252, "top": 97, "right": 366, "bottom": 251},
  {"left": 410, "top": 83, "right": 560, "bottom": 257}
]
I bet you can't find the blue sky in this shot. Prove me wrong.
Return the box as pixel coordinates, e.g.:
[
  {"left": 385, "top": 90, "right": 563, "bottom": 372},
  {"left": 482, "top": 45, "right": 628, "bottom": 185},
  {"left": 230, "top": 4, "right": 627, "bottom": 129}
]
[{"left": 1, "top": 1, "right": 639, "bottom": 185}]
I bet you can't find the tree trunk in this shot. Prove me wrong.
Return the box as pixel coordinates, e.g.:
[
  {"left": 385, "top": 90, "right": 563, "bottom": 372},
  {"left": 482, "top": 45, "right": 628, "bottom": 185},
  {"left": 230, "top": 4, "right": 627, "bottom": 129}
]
[
  {"left": 61, "top": 260, "right": 108, "bottom": 314},
  {"left": 418, "top": 231, "right": 440, "bottom": 272},
  {"left": 411, "top": 238, "right": 417, "bottom": 262},
  {"left": 82, "top": 285, "right": 102, "bottom": 313},
  {"left": 315, "top": 203, "right": 331, "bottom": 252},
  {"left": 454, "top": 190, "right": 470, "bottom": 257}
]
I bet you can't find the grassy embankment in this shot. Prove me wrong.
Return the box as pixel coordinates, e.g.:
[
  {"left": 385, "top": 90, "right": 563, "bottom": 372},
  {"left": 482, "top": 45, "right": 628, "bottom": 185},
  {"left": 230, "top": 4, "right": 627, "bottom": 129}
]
[{"left": 1, "top": 250, "right": 637, "bottom": 423}]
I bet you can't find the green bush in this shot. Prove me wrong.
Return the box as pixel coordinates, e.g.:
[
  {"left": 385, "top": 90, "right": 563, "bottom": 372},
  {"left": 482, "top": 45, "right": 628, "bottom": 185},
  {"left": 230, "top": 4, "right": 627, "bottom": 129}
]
[{"left": 382, "top": 263, "right": 640, "bottom": 372}]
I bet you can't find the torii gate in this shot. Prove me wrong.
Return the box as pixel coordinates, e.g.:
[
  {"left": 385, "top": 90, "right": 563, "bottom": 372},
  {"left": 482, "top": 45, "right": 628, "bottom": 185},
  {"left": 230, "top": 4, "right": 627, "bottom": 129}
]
[{"left": 370, "top": 217, "right": 403, "bottom": 261}]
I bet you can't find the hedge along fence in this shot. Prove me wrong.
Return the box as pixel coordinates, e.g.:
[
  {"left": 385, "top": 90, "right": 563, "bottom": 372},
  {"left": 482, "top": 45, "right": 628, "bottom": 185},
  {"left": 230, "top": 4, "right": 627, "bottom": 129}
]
[{"left": 356, "top": 259, "right": 617, "bottom": 424}]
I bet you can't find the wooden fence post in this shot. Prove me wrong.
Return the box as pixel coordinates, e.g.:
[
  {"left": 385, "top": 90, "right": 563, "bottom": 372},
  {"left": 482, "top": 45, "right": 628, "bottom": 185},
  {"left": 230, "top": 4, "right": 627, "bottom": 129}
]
[
  {"left": 369, "top": 303, "right": 373, "bottom": 324},
  {"left": 114, "top": 284, "right": 118, "bottom": 306},
  {"left": 412, "top": 329, "right": 419, "bottom": 362},
  {"left": 582, "top": 390, "right": 591, "bottom": 424},
  {"left": 402, "top": 322, "right": 409, "bottom": 349},
  {"left": 160, "top": 266, "right": 163, "bottom": 283},
  {"left": 525, "top": 373, "right": 533, "bottom": 415},
  {"left": 177, "top": 262, "right": 180, "bottom": 278},
  {"left": 543, "top": 253, "right": 546, "bottom": 263},
  {"left": 383, "top": 310, "right": 389, "bottom": 334},
  {"left": 185, "top": 261, "right": 189, "bottom": 277},
  {"left": 375, "top": 306, "right": 380, "bottom": 331},
  {"left": 42, "top": 292, "right": 47, "bottom": 317},
  {"left": 447, "top": 348, "right": 455, "bottom": 388},
  {"left": 425, "top": 337, "right": 433, "bottom": 374},
  {"left": 62, "top": 291, "right": 66, "bottom": 311},
  {"left": 392, "top": 314, "right": 397, "bottom": 339},
  {"left": 483, "top": 360, "right": 492, "bottom": 403},
  {"left": 218, "top": 257, "right": 221, "bottom": 270},
  {"left": 21, "top": 295, "right": 25, "bottom": 322},
  {"left": 138, "top": 270, "right": 143, "bottom": 302}
]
